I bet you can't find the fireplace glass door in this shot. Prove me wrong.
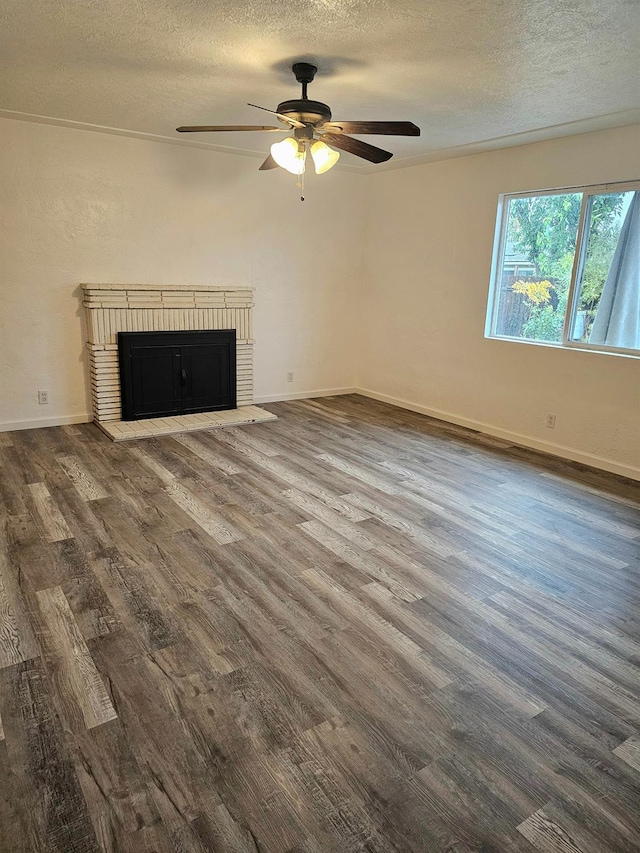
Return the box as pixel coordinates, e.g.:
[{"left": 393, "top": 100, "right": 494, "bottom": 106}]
[{"left": 118, "top": 330, "right": 236, "bottom": 420}]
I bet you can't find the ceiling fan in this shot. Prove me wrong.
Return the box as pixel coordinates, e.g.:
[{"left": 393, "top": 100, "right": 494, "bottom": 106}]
[{"left": 177, "top": 62, "right": 420, "bottom": 190}]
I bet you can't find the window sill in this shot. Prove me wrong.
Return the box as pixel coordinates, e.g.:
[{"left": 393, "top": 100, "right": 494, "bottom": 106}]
[{"left": 485, "top": 335, "right": 640, "bottom": 360}]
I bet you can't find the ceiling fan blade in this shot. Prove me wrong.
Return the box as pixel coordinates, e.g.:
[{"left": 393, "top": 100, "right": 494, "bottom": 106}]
[
  {"left": 320, "top": 132, "right": 393, "bottom": 164},
  {"left": 322, "top": 121, "right": 420, "bottom": 136},
  {"left": 176, "top": 125, "right": 286, "bottom": 133},
  {"left": 247, "top": 103, "right": 306, "bottom": 128},
  {"left": 259, "top": 153, "right": 279, "bottom": 171}
]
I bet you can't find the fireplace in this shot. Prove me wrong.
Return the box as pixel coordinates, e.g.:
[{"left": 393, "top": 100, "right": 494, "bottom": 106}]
[
  {"left": 81, "top": 283, "right": 255, "bottom": 425},
  {"left": 80, "top": 283, "right": 275, "bottom": 440},
  {"left": 118, "top": 330, "right": 236, "bottom": 421}
]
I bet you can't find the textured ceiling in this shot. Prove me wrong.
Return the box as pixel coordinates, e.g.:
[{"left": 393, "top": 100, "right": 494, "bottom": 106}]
[{"left": 1, "top": 0, "right": 639, "bottom": 169}]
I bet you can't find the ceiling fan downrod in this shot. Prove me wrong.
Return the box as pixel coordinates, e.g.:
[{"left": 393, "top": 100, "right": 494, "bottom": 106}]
[{"left": 291, "top": 62, "right": 318, "bottom": 100}]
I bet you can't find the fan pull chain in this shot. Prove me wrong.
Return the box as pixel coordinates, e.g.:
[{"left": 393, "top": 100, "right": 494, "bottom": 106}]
[{"left": 296, "top": 164, "right": 306, "bottom": 201}]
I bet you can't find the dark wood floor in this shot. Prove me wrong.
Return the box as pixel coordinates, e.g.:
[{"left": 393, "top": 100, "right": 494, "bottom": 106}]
[{"left": 1, "top": 395, "right": 639, "bottom": 853}]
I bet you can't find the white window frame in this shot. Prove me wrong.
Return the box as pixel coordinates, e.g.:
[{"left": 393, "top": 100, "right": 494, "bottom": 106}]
[{"left": 485, "top": 179, "right": 640, "bottom": 358}]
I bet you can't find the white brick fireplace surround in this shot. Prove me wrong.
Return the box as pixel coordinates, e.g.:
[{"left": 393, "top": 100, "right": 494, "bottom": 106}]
[{"left": 81, "top": 283, "right": 271, "bottom": 439}]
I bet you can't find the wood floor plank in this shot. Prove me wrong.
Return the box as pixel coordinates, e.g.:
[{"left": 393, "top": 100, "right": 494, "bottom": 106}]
[
  {"left": 362, "top": 581, "right": 547, "bottom": 718},
  {"left": 0, "top": 657, "right": 101, "bottom": 852},
  {"left": 539, "top": 798, "right": 640, "bottom": 853},
  {"left": 431, "top": 682, "right": 640, "bottom": 851},
  {"left": 613, "top": 734, "right": 640, "bottom": 772},
  {"left": 27, "top": 481, "right": 74, "bottom": 542},
  {"left": 85, "top": 631, "right": 250, "bottom": 847},
  {"left": 283, "top": 488, "right": 377, "bottom": 549},
  {"left": 414, "top": 758, "right": 537, "bottom": 852},
  {"left": 57, "top": 540, "right": 121, "bottom": 641},
  {"left": 316, "top": 451, "right": 402, "bottom": 495},
  {"left": 302, "top": 567, "right": 453, "bottom": 689},
  {"left": 490, "top": 590, "right": 640, "bottom": 694},
  {"left": 68, "top": 718, "right": 177, "bottom": 853},
  {"left": 164, "top": 481, "right": 244, "bottom": 544},
  {"left": 0, "top": 537, "right": 38, "bottom": 668},
  {"left": 213, "top": 538, "right": 349, "bottom": 640},
  {"left": 517, "top": 809, "right": 587, "bottom": 852},
  {"left": 217, "top": 425, "right": 281, "bottom": 457},
  {"left": 89, "top": 548, "right": 175, "bottom": 652},
  {"left": 125, "top": 445, "right": 176, "bottom": 484},
  {"left": 36, "top": 586, "right": 117, "bottom": 730},
  {"left": 299, "top": 520, "right": 422, "bottom": 602},
  {"left": 171, "top": 432, "right": 243, "bottom": 474},
  {"left": 268, "top": 731, "right": 401, "bottom": 852},
  {"left": 57, "top": 454, "right": 109, "bottom": 501},
  {"left": 343, "top": 490, "right": 458, "bottom": 558},
  {"left": 229, "top": 452, "right": 369, "bottom": 521}
]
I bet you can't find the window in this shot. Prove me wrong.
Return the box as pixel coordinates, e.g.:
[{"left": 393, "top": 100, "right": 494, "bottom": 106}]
[{"left": 486, "top": 181, "right": 640, "bottom": 356}]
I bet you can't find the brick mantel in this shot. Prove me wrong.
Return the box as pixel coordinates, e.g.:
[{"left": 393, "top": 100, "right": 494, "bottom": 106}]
[{"left": 82, "top": 283, "right": 254, "bottom": 423}]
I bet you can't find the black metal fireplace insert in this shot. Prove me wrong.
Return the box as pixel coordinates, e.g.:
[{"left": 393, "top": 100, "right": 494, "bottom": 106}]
[{"left": 118, "top": 330, "right": 236, "bottom": 421}]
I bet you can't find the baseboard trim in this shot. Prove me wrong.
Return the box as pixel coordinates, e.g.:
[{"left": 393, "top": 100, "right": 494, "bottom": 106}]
[
  {"left": 0, "top": 413, "right": 92, "bottom": 432},
  {"left": 4, "top": 392, "right": 636, "bottom": 483},
  {"left": 0, "top": 390, "right": 358, "bottom": 431},
  {"left": 356, "top": 387, "right": 640, "bottom": 482},
  {"left": 254, "top": 387, "right": 357, "bottom": 404}
]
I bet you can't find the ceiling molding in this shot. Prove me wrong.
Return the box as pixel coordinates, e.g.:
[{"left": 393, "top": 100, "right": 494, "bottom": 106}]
[
  {"left": 1, "top": 106, "right": 638, "bottom": 176},
  {"left": 0, "top": 108, "right": 365, "bottom": 172},
  {"left": 364, "top": 109, "right": 640, "bottom": 173}
]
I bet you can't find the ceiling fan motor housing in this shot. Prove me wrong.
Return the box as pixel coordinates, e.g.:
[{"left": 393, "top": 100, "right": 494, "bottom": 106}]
[
  {"left": 277, "top": 99, "right": 332, "bottom": 126},
  {"left": 278, "top": 62, "right": 331, "bottom": 126}
]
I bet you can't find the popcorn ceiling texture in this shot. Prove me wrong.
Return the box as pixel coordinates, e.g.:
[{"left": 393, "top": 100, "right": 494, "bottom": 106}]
[{"left": 0, "top": 0, "right": 638, "bottom": 166}]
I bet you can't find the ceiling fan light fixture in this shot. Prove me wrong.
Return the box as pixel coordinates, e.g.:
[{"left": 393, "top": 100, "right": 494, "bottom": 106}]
[
  {"left": 270, "top": 137, "right": 306, "bottom": 174},
  {"left": 178, "top": 62, "right": 420, "bottom": 195},
  {"left": 310, "top": 140, "right": 340, "bottom": 174}
]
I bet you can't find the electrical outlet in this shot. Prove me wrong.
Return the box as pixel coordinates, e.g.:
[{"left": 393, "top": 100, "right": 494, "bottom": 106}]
[
  {"left": 546, "top": 413, "right": 556, "bottom": 429},
  {"left": 38, "top": 390, "right": 49, "bottom": 405},
  {"left": 286, "top": 372, "right": 294, "bottom": 383}
]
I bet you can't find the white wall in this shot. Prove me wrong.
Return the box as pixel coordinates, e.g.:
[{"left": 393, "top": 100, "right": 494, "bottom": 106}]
[
  {"left": 0, "top": 118, "right": 364, "bottom": 429},
  {"left": 359, "top": 125, "right": 640, "bottom": 478},
  {"left": 1, "top": 117, "right": 638, "bottom": 479}
]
